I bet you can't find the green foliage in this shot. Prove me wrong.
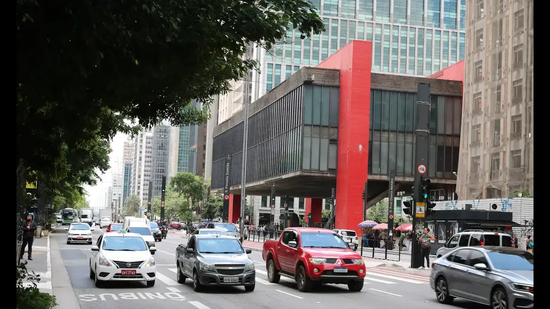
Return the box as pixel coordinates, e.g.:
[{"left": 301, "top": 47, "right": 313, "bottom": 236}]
[
  {"left": 151, "top": 186, "right": 189, "bottom": 221},
  {"left": 123, "top": 195, "right": 141, "bottom": 217},
  {"left": 322, "top": 210, "right": 331, "bottom": 220},
  {"left": 203, "top": 195, "right": 224, "bottom": 221},
  {"left": 366, "top": 199, "right": 389, "bottom": 223},
  {"left": 169, "top": 172, "right": 208, "bottom": 212},
  {"left": 16, "top": 262, "right": 57, "bottom": 309},
  {"left": 511, "top": 190, "right": 532, "bottom": 198}
]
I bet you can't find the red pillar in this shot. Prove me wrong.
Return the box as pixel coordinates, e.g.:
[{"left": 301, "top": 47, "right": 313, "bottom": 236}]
[
  {"left": 316, "top": 41, "right": 372, "bottom": 236},
  {"left": 228, "top": 194, "right": 241, "bottom": 223},
  {"left": 305, "top": 198, "right": 323, "bottom": 226}
]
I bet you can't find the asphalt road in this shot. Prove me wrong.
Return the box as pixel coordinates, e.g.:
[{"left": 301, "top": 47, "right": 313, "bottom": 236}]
[{"left": 51, "top": 228, "right": 486, "bottom": 309}]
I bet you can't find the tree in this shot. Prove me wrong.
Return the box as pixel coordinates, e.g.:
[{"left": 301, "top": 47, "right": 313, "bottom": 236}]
[
  {"left": 366, "top": 200, "right": 388, "bottom": 223},
  {"left": 203, "top": 195, "right": 224, "bottom": 221},
  {"left": 151, "top": 186, "right": 189, "bottom": 220},
  {"left": 123, "top": 195, "right": 141, "bottom": 217},
  {"left": 169, "top": 172, "right": 208, "bottom": 213},
  {"left": 17, "top": 0, "right": 325, "bottom": 194},
  {"left": 511, "top": 189, "right": 532, "bottom": 198}
]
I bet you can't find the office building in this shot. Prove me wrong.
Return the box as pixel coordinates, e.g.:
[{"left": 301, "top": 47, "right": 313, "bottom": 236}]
[
  {"left": 110, "top": 161, "right": 124, "bottom": 222},
  {"left": 204, "top": 96, "right": 219, "bottom": 181},
  {"left": 122, "top": 140, "right": 134, "bottom": 205},
  {"left": 151, "top": 125, "right": 171, "bottom": 198},
  {"left": 131, "top": 129, "right": 154, "bottom": 207}
]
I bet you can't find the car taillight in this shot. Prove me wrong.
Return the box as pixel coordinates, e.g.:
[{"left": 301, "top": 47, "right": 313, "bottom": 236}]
[
  {"left": 480, "top": 240, "right": 484, "bottom": 246},
  {"left": 355, "top": 236, "right": 358, "bottom": 240},
  {"left": 431, "top": 263, "right": 434, "bottom": 268}
]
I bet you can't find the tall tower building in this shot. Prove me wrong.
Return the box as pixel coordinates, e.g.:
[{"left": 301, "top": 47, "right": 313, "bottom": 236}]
[
  {"left": 131, "top": 129, "right": 154, "bottom": 207},
  {"left": 151, "top": 125, "right": 171, "bottom": 198},
  {"left": 457, "top": 0, "right": 533, "bottom": 199},
  {"left": 122, "top": 140, "right": 134, "bottom": 205},
  {"left": 217, "top": 0, "right": 467, "bottom": 124},
  {"left": 110, "top": 161, "right": 124, "bottom": 222}
]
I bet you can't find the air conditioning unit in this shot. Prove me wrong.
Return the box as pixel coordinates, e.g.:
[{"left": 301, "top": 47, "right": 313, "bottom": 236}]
[{"left": 438, "top": 196, "right": 445, "bottom": 201}]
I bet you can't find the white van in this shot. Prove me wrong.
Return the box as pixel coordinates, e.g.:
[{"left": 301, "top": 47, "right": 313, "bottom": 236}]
[
  {"left": 123, "top": 217, "right": 149, "bottom": 230},
  {"left": 126, "top": 222, "right": 155, "bottom": 248},
  {"left": 435, "top": 229, "right": 513, "bottom": 257}
]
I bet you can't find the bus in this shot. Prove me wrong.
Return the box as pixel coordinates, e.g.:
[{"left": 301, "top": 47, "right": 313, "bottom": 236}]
[{"left": 61, "top": 208, "right": 79, "bottom": 225}]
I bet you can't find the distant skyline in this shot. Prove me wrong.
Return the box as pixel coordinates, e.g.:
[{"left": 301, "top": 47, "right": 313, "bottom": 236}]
[{"left": 84, "top": 132, "right": 128, "bottom": 207}]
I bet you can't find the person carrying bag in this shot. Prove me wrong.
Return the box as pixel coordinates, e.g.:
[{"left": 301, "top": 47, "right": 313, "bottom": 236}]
[{"left": 418, "top": 228, "right": 436, "bottom": 269}]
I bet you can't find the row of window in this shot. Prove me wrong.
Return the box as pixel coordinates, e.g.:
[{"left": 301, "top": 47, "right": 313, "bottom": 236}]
[{"left": 304, "top": 85, "right": 340, "bottom": 126}]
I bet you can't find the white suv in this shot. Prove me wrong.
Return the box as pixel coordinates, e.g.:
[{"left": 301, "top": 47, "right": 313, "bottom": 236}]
[
  {"left": 435, "top": 230, "right": 513, "bottom": 257},
  {"left": 333, "top": 229, "right": 359, "bottom": 250}
]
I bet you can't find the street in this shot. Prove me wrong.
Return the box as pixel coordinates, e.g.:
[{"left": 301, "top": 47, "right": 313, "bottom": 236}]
[{"left": 44, "top": 227, "right": 487, "bottom": 309}]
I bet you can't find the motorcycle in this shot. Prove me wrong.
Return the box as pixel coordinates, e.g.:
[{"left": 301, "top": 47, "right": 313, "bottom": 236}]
[{"left": 160, "top": 224, "right": 168, "bottom": 239}]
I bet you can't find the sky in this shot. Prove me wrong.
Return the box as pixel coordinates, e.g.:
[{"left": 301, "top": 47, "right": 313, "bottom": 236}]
[{"left": 83, "top": 132, "right": 128, "bottom": 208}]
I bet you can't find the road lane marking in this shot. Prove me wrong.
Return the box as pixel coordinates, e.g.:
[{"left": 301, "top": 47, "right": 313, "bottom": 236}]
[
  {"left": 368, "top": 272, "right": 427, "bottom": 284},
  {"left": 276, "top": 289, "right": 303, "bottom": 299},
  {"left": 364, "top": 277, "right": 397, "bottom": 284},
  {"left": 168, "top": 268, "right": 177, "bottom": 273},
  {"left": 255, "top": 269, "right": 268, "bottom": 275},
  {"left": 189, "top": 301, "right": 211, "bottom": 309},
  {"left": 255, "top": 277, "right": 275, "bottom": 285},
  {"left": 161, "top": 240, "right": 182, "bottom": 245},
  {"left": 369, "top": 288, "right": 402, "bottom": 297},
  {"left": 155, "top": 271, "right": 180, "bottom": 286},
  {"left": 167, "top": 287, "right": 181, "bottom": 293},
  {"left": 157, "top": 249, "right": 175, "bottom": 256},
  {"left": 156, "top": 264, "right": 176, "bottom": 267}
]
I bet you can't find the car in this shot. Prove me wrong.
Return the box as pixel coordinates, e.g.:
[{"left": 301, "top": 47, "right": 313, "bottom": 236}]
[
  {"left": 175, "top": 234, "right": 255, "bottom": 292},
  {"left": 89, "top": 231, "right": 157, "bottom": 288},
  {"left": 262, "top": 227, "right": 366, "bottom": 292},
  {"left": 206, "top": 223, "right": 241, "bottom": 241},
  {"left": 190, "top": 228, "right": 229, "bottom": 237},
  {"left": 170, "top": 222, "right": 182, "bottom": 230},
  {"left": 106, "top": 223, "right": 123, "bottom": 233},
  {"left": 333, "top": 229, "right": 359, "bottom": 250},
  {"left": 150, "top": 222, "right": 162, "bottom": 242},
  {"left": 100, "top": 217, "right": 112, "bottom": 229},
  {"left": 431, "top": 246, "right": 533, "bottom": 308},
  {"left": 126, "top": 223, "right": 155, "bottom": 248},
  {"left": 56, "top": 214, "right": 62, "bottom": 224},
  {"left": 66, "top": 223, "right": 93, "bottom": 244},
  {"left": 436, "top": 230, "right": 513, "bottom": 258}
]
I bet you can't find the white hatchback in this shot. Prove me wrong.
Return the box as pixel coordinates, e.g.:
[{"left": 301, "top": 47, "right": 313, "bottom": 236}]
[
  {"left": 66, "top": 223, "right": 93, "bottom": 244},
  {"left": 100, "top": 217, "right": 112, "bottom": 229},
  {"left": 89, "top": 232, "right": 157, "bottom": 287},
  {"left": 333, "top": 229, "right": 359, "bottom": 250}
]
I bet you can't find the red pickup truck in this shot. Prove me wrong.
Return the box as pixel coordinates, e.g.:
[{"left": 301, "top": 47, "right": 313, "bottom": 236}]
[{"left": 262, "top": 227, "right": 366, "bottom": 292}]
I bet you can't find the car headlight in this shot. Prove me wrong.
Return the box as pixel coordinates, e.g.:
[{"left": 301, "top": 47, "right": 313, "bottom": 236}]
[
  {"left": 200, "top": 262, "right": 216, "bottom": 272},
  {"left": 98, "top": 254, "right": 113, "bottom": 267},
  {"left": 244, "top": 263, "right": 255, "bottom": 271},
  {"left": 512, "top": 284, "right": 533, "bottom": 292},
  {"left": 350, "top": 259, "right": 364, "bottom": 265},
  {"left": 309, "top": 258, "right": 327, "bottom": 265},
  {"left": 143, "top": 257, "right": 156, "bottom": 268}
]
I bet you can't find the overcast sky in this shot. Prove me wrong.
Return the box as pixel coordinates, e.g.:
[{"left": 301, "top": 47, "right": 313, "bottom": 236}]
[{"left": 83, "top": 132, "right": 128, "bottom": 208}]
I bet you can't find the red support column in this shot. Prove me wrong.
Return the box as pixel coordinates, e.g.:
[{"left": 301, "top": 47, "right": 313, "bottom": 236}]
[
  {"left": 316, "top": 41, "right": 372, "bottom": 236},
  {"left": 228, "top": 194, "right": 241, "bottom": 223},
  {"left": 305, "top": 198, "right": 323, "bottom": 226}
]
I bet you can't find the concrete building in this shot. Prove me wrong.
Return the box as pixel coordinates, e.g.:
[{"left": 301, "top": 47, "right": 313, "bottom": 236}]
[
  {"left": 204, "top": 96, "right": 219, "bottom": 182},
  {"left": 110, "top": 161, "right": 124, "bottom": 222},
  {"left": 151, "top": 125, "right": 171, "bottom": 198},
  {"left": 105, "top": 186, "right": 112, "bottom": 211},
  {"left": 456, "top": 0, "right": 533, "bottom": 199},
  {"left": 122, "top": 140, "right": 134, "bottom": 206},
  {"left": 131, "top": 130, "right": 154, "bottom": 207}
]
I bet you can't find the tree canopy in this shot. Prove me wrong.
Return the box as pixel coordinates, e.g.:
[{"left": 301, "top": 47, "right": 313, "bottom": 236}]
[
  {"left": 151, "top": 186, "right": 190, "bottom": 221},
  {"left": 169, "top": 172, "right": 209, "bottom": 212},
  {"left": 123, "top": 195, "right": 141, "bottom": 217}
]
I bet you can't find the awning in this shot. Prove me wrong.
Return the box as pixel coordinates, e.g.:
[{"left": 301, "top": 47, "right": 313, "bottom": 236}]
[{"left": 464, "top": 220, "right": 521, "bottom": 227}]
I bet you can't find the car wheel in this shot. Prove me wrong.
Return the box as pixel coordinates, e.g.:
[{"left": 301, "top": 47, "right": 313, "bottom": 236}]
[
  {"left": 146, "top": 280, "right": 155, "bottom": 287},
  {"left": 66, "top": 240, "right": 70, "bottom": 244},
  {"left": 193, "top": 270, "right": 203, "bottom": 292},
  {"left": 89, "top": 266, "right": 95, "bottom": 280},
  {"left": 94, "top": 267, "right": 104, "bottom": 288},
  {"left": 435, "top": 277, "right": 453, "bottom": 304},
  {"left": 348, "top": 280, "right": 364, "bottom": 291},
  {"left": 491, "top": 287, "right": 509, "bottom": 309},
  {"left": 267, "top": 259, "right": 280, "bottom": 283},
  {"left": 296, "top": 265, "right": 313, "bottom": 292},
  {"left": 177, "top": 264, "right": 186, "bottom": 284},
  {"left": 158, "top": 239, "right": 162, "bottom": 242},
  {"left": 245, "top": 284, "right": 255, "bottom": 292}
]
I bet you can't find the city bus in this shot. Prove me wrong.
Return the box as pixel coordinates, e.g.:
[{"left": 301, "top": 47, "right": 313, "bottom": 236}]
[{"left": 61, "top": 208, "right": 79, "bottom": 225}]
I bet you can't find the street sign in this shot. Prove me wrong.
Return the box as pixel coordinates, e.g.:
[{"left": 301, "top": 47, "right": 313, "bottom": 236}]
[
  {"left": 415, "top": 202, "right": 426, "bottom": 218},
  {"left": 417, "top": 164, "right": 427, "bottom": 175},
  {"left": 224, "top": 195, "right": 229, "bottom": 200},
  {"left": 389, "top": 214, "right": 394, "bottom": 220}
]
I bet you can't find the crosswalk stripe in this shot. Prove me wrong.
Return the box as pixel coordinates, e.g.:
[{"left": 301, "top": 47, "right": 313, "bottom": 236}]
[
  {"left": 369, "top": 269, "right": 431, "bottom": 281},
  {"left": 255, "top": 277, "right": 275, "bottom": 285},
  {"left": 189, "top": 301, "right": 211, "bottom": 309},
  {"left": 155, "top": 271, "right": 180, "bottom": 286},
  {"left": 368, "top": 272, "right": 427, "bottom": 284},
  {"left": 364, "top": 277, "right": 397, "bottom": 284}
]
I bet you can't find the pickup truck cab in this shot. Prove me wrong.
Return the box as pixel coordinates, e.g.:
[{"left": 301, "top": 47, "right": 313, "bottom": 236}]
[
  {"left": 175, "top": 234, "right": 255, "bottom": 292},
  {"left": 262, "top": 227, "right": 366, "bottom": 292}
]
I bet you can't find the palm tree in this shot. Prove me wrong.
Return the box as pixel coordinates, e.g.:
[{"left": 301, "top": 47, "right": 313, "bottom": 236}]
[{"left": 124, "top": 195, "right": 141, "bottom": 217}]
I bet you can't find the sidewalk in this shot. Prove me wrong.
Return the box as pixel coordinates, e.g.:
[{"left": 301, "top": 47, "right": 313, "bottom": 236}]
[{"left": 19, "top": 234, "right": 52, "bottom": 295}]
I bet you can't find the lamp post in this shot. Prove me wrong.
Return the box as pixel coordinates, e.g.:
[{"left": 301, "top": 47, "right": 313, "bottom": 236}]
[{"left": 239, "top": 66, "right": 251, "bottom": 238}]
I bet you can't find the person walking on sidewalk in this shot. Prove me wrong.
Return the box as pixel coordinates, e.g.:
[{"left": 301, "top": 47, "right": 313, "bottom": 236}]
[
  {"left": 19, "top": 214, "right": 38, "bottom": 261},
  {"left": 418, "top": 228, "right": 436, "bottom": 269}
]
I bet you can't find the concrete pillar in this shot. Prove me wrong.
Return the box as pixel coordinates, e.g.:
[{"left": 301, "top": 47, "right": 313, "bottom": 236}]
[
  {"left": 305, "top": 198, "right": 323, "bottom": 226},
  {"left": 228, "top": 194, "right": 241, "bottom": 223}
]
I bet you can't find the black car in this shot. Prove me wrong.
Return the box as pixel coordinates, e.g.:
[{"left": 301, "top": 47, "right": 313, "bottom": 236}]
[{"left": 150, "top": 222, "right": 162, "bottom": 242}]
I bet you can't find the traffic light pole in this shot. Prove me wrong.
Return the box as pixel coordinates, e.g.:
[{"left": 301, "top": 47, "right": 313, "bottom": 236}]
[
  {"left": 160, "top": 176, "right": 166, "bottom": 222},
  {"left": 411, "top": 83, "right": 431, "bottom": 269},
  {"left": 147, "top": 180, "right": 153, "bottom": 221}
]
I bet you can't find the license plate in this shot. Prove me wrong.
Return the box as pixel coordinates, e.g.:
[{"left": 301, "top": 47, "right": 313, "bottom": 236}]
[
  {"left": 224, "top": 277, "right": 239, "bottom": 283},
  {"left": 334, "top": 267, "right": 348, "bottom": 273},
  {"left": 77, "top": 236, "right": 83, "bottom": 239},
  {"left": 121, "top": 270, "right": 136, "bottom": 275}
]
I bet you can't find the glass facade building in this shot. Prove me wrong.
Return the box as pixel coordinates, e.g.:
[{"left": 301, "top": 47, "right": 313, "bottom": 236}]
[
  {"left": 123, "top": 163, "right": 132, "bottom": 204},
  {"left": 262, "top": 0, "right": 466, "bottom": 93}
]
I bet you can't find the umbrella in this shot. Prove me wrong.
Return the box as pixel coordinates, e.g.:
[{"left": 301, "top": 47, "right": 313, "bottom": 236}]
[
  {"left": 358, "top": 220, "right": 378, "bottom": 227},
  {"left": 372, "top": 223, "right": 388, "bottom": 230},
  {"left": 396, "top": 223, "right": 412, "bottom": 231}
]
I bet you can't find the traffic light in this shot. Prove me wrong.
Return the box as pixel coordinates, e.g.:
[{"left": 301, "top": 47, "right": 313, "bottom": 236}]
[
  {"left": 270, "top": 185, "right": 276, "bottom": 207},
  {"left": 420, "top": 176, "right": 431, "bottom": 201},
  {"left": 328, "top": 197, "right": 334, "bottom": 204},
  {"left": 361, "top": 192, "right": 365, "bottom": 200},
  {"left": 403, "top": 200, "right": 413, "bottom": 215},
  {"left": 426, "top": 200, "right": 436, "bottom": 217}
]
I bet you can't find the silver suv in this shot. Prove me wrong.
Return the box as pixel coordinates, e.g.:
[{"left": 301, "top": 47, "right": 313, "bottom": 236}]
[{"left": 435, "top": 230, "right": 513, "bottom": 258}]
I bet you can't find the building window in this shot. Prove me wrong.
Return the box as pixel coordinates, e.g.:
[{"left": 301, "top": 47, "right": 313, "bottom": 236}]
[
  {"left": 474, "top": 61, "right": 483, "bottom": 82},
  {"left": 514, "top": 9, "right": 524, "bottom": 32},
  {"left": 473, "top": 92, "right": 482, "bottom": 113},
  {"left": 358, "top": 0, "right": 374, "bottom": 20},
  {"left": 476, "top": 0, "right": 485, "bottom": 20},
  {"left": 513, "top": 45, "right": 523, "bottom": 70},
  {"left": 298, "top": 198, "right": 305, "bottom": 209},
  {"left": 492, "top": 51, "right": 503, "bottom": 80},
  {"left": 471, "top": 156, "right": 480, "bottom": 174},
  {"left": 410, "top": 0, "right": 424, "bottom": 26},
  {"left": 475, "top": 29, "right": 484, "bottom": 50},
  {"left": 376, "top": 0, "right": 391, "bottom": 22},
  {"left": 493, "top": 119, "right": 501, "bottom": 147},
  {"left": 340, "top": 0, "right": 357, "bottom": 18},
  {"left": 511, "top": 150, "right": 522, "bottom": 168},
  {"left": 511, "top": 115, "right": 522, "bottom": 139},
  {"left": 493, "top": 85, "right": 502, "bottom": 114},
  {"left": 496, "top": 0, "right": 505, "bottom": 13},
  {"left": 393, "top": 0, "right": 407, "bottom": 24},
  {"left": 323, "top": 0, "right": 338, "bottom": 16},
  {"left": 513, "top": 79, "right": 523, "bottom": 103},
  {"left": 491, "top": 153, "right": 500, "bottom": 173},
  {"left": 471, "top": 124, "right": 481, "bottom": 146}
]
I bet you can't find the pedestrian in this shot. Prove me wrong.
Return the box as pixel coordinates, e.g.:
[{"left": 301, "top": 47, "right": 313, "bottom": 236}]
[
  {"left": 418, "top": 227, "right": 436, "bottom": 269},
  {"left": 398, "top": 231, "right": 406, "bottom": 250},
  {"left": 526, "top": 236, "right": 534, "bottom": 253},
  {"left": 20, "top": 214, "right": 38, "bottom": 261}
]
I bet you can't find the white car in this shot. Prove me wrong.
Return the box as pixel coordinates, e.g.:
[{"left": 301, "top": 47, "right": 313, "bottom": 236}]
[
  {"left": 100, "top": 217, "right": 112, "bottom": 229},
  {"left": 126, "top": 224, "right": 155, "bottom": 248},
  {"left": 89, "top": 231, "right": 157, "bottom": 287},
  {"left": 66, "top": 223, "right": 93, "bottom": 244},
  {"left": 333, "top": 229, "right": 359, "bottom": 250}
]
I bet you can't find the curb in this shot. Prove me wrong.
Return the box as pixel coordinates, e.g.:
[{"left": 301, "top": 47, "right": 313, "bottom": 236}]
[{"left": 50, "top": 235, "right": 81, "bottom": 309}]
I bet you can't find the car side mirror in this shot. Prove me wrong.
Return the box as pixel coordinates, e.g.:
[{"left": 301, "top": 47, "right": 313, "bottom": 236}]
[
  {"left": 473, "top": 263, "right": 488, "bottom": 271},
  {"left": 186, "top": 247, "right": 194, "bottom": 253},
  {"left": 65, "top": 228, "right": 69, "bottom": 231},
  {"left": 288, "top": 240, "right": 297, "bottom": 248},
  {"left": 91, "top": 246, "right": 99, "bottom": 252},
  {"left": 149, "top": 247, "right": 157, "bottom": 255},
  {"left": 245, "top": 248, "right": 252, "bottom": 254}
]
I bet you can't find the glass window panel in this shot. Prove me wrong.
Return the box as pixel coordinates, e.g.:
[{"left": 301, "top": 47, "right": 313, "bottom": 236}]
[
  {"left": 294, "top": 30, "right": 302, "bottom": 64},
  {"left": 358, "top": 0, "right": 374, "bottom": 20},
  {"left": 331, "top": 19, "right": 339, "bottom": 54},
  {"left": 459, "top": 1, "right": 466, "bottom": 30},
  {"left": 311, "top": 138, "right": 320, "bottom": 170},
  {"left": 285, "top": 43, "right": 292, "bottom": 63},
  {"left": 443, "top": 0, "right": 457, "bottom": 30},
  {"left": 404, "top": 142, "right": 413, "bottom": 175},
  {"left": 267, "top": 63, "right": 273, "bottom": 91},
  {"left": 425, "top": 30, "right": 433, "bottom": 75},
  {"left": 340, "top": 20, "right": 348, "bottom": 48},
  {"left": 429, "top": 95, "right": 438, "bottom": 133},
  {"left": 434, "top": 30, "right": 441, "bottom": 71},
  {"left": 285, "top": 65, "right": 292, "bottom": 80},
  {"left": 410, "top": 0, "right": 425, "bottom": 26},
  {"left": 303, "top": 37, "right": 311, "bottom": 65},
  {"left": 392, "top": 26, "right": 399, "bottom": 73},
  {"left": 294, "top": 65, "right": 300, "bottom": 73},
  {"left": 382, "top": 91, "right": 390, "bottom": 130},
  {"left": 389, "top": 142, "right": 397, "bottom": 174},
  {"left": 373, "top": 90, "right": 382, "bottom": 129},
  {"left": 374, "top": 24, "right": 382, "bottom": 71},
  {"left": 453, "top": 97, "right": 461, "bottom": 134},
  {"left": 304, "top": 86, "right": 313, "bottom": 124},
  {"left": 405, "top": 93, "right": 415, "bottom": 132},
  {"left": 453, "top": 145, "right": 459, "bottom": 173},
  {"left": 408, "top": 28, "right": 416, "bottom": 75},
  {"left": 372, "top": 141, "right": 381, "bottom": 174},
  {"left": 429, "top": 138, "right": 437, "bottom": 177},
  {"left": 329, "top": 87, "right": 339, "bottom": 126},
  {"left": 437, "top": 96, "right": 446, "bottom": 134},
  {"left": 321, "top": 18, "right": 330, "bottom": 60},
  {"left": 358, "top": 22, "right": 365, "bottom": 40},
  {"left": 393, "top": 0, "right": 407, "bottom": 24},
  {"left": 417, "top": 29, "right": 425, "bottom": 75},
  {"left": 376, "top": 0, "right": 391, "bottom": 22},
  {"left": 397, "top": 92, "right": 406, "bottom": 131},
  {"left": 320, "top": 139, "right": 329, "bottom": 170},
  {"left": 275, "top": 64, "right": 281, "bottom": 86},
  {"left": 400, "top": 27, "right": 407, "bottom": 74},
  {"left": 383, "top": 25, "right": 391, "bottom": 72},
  {"left": 445, "top": 97, "right": 453, "bottom": 134},
  {"left": 389, "top": 92, "right": 398, "bottom": 130},
  {"left": 380, "top": 141, "right": 388, "bottom": 174},
  {"left": 368, "top": 139, "right": 373, "bottom": 173},
  {"left": 312, "top": 34, "right": 320, "bottom": 65},
  {"left": 442, "top": 31, "right": 450, "bottom": 68},
  {"left": 328, "top": 143, "right": 337, "bottom": 169},
  {"left": 310, "top": 0, "right": 321, "bottom": 12},
  {"left": 341, "top": 0, "right": 357, "bottom": 18},
  {"left": 313, "top": 86, "right": 322, "bottom": 125},
  {"left": 451, "top": 32, "right": 458, "bottom": 64},
  {"left": 366, "top": 23, "right": 373, "bottom": 41},
  {"left": 303, "top": 137, "right": 311, "bottom": 169},
  {"left": 459, "top": 32, "right": 465, "bottom": 60},
  {"left": 321, "top": 87, "right": 330, "bottom": 125},
  {"left": 324, "top": 0, "right": 339, "bottom": 16},
  {"left": 396, "top": 140, "right": 404, "bottom": 175},
  {"left": 427, "top": 0, "right": 441, "bottom": 28},
  {"left": 349, "top": 21, "right": 356, "bottom": 41}
]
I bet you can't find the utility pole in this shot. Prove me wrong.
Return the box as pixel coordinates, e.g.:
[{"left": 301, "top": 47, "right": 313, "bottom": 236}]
[
  {"left": 160, "top": 176, "right": 166, "bottom": 222},
  {"left": 411, "top": 83, "right": 431, "bottom": 269},
  {"left": 362, "top": 182, "right": 368, "bottom": 220},
  {"left": 147, "top": 180, "right": 153, "bottom": 221},
  {"left": 239, "top": 65, "right": 250, "bottom": 237}
]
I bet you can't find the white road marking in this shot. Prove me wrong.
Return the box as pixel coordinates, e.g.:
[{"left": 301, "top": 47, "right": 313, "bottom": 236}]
[
  {"left": 161, "top": 240, "right": 182, "bottom": 245},
  {"left": 168, "top": 268, "right": 177, "bottom": 273},
  {"left": 369, "top": 288, "right": 402, "bottom": 297},
  {"left": 368, "top": 272, "right": 427, "bottom": 284},
  {"left": 155, "top": 271, "right": 180, "bottom": 286},
  {"left": 156, "top": 249, "right": 175, "bottom": 256},
  {"left": 166, "top": 287, "right": 181, "bottom": 293},
  {"left": 255, "top": 269, "right": 268, "bottom": 275},
  {"left": 364, "top": 277, "right": 397, "bottom": 284},
  {"left": 276, "top": 289, "right": 303, "bottom": 299},
  {"left": 255, "top": 277, "right": 275, "bottom": 285},
  {"left": 189, "top": 301, "right": 211, "bottom": 309},
  {"left": 156, "top": 264, "right": 176, "bottom": 267}
]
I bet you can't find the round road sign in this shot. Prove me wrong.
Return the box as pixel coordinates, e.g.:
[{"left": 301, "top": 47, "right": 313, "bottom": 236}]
[
  {"left": 417, "top": 164, "right": 427, "bottom": 175},
  {"left": 224, "top": 195, "right": 229, "bottom": 200},
  {"left": 389, "top": 214, "right": 394, "bottom": 220}
]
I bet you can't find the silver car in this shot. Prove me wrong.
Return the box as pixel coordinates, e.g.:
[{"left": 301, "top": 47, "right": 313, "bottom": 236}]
[{"left": 430, "top": 246, "right": 533, "bottom": 309}]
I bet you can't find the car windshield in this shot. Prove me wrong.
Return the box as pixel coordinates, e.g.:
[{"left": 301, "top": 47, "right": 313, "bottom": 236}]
[
  {"left": 341, "top": 231, "right": 356, "bottom": 236},
  {"left": 150, "top": 222, "right": 159, "bottom": 229},
  {"left": 214, "top": 224, "right": 236, "bottom": 232},
  {"left": 200, "top": 229, "right": 227, "bottom": 234},
  {"left": 487, "top": 251, "right": 534, "bottom": 270},
  {"left": 110, "top": 224, "right": 122, "bottom": 231},
  {"left": 70, "top": 224, "right": 90, "bottom": 230},
  {"left": 128, "top": 227, "right": 152, "bottom": 236},
  {"left": 102, "top": 236, "right": 148, "bottom": 251},
  {"left": 102, "top": 217, "right": 111, "bottom": 221},
  {"left": 197, "top": 238, "right": 243, "bottom": 254},
  {"left": 301, "top": 233, "right": 348, "bottom": 249}
]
